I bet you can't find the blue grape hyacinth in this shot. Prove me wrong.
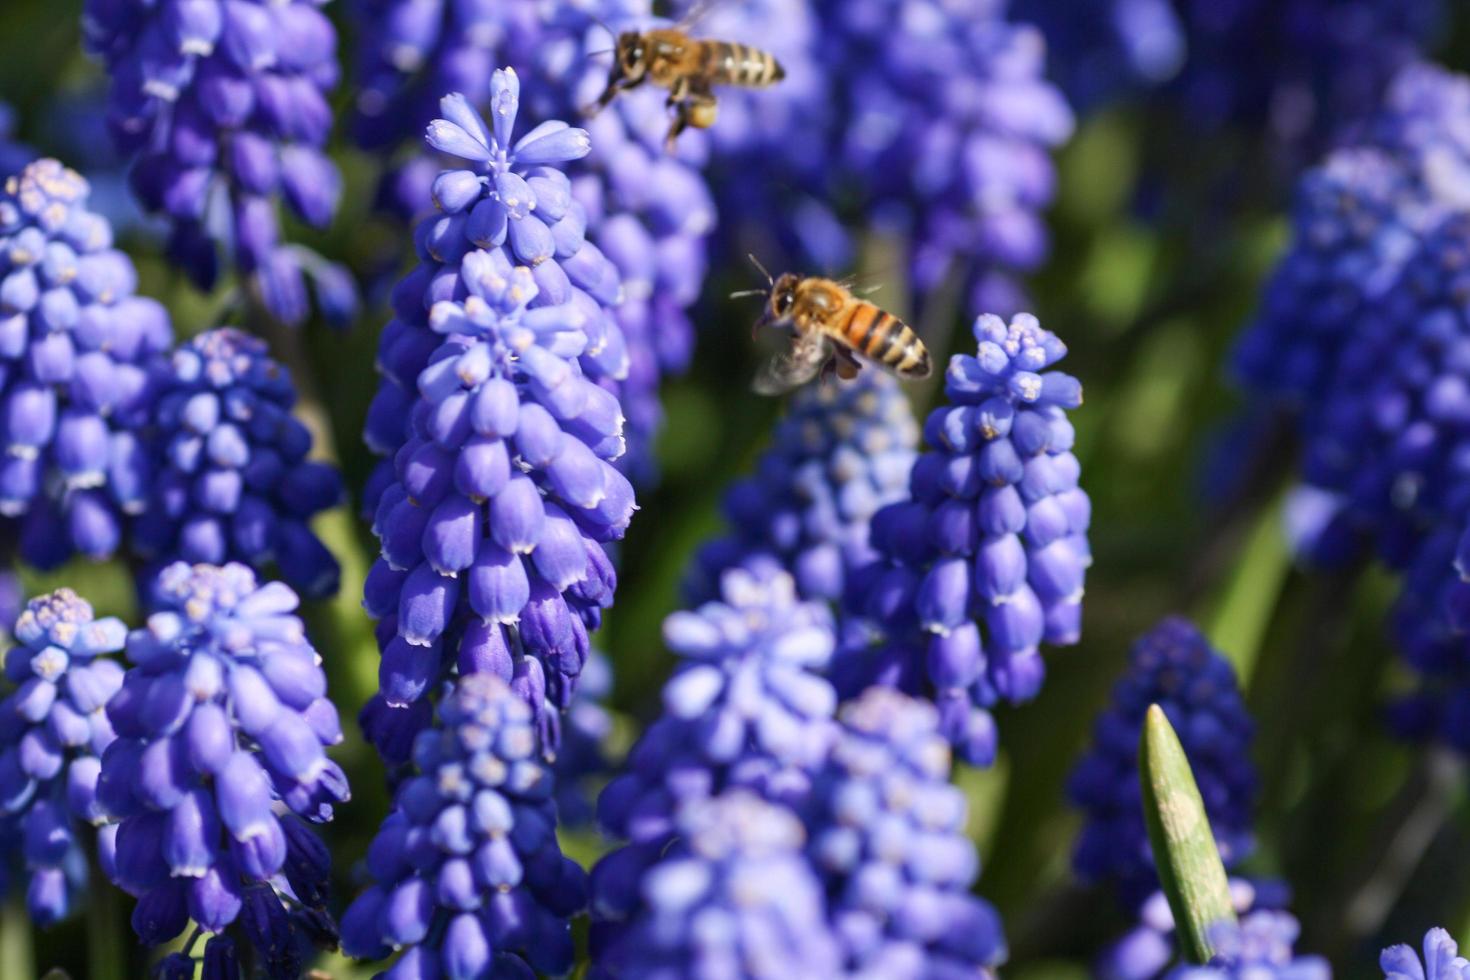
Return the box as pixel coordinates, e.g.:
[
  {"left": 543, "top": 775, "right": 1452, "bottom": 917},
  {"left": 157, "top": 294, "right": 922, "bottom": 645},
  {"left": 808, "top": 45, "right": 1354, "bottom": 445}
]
[
  {"left": 1232, "top": 146, "right": 1427, "bottom": 412},
  {"left": 341, "top": 672, "right": 586, "bottom": 978},
  {"left": 837, "top": 312, "right": 1090, "bottom": 766},
  {"left": 1166, "top": 911, "right": 1328, "bottom": 979},
  {"left": 809, "top": 686, "right": 1007, "bottom": 976},
  {"left": 1298, "top": 210, "right": 1470, "bottom": 569},
  {"left": 815, "top": 0, "right": 1074, "bottom": 316},
  {"left": 690, "top": 371, "right": 919, "bottom": 607},
  {"left": 591, "top": 789, "right": 844, "bottom": 979},
  {"left": 361, "top": 69, "right": 635, "bottom": 765},
  {"left": 1169, "top": 0, "right": 1443, "bottom": 161},
  {"left": 1234, "top": 64, "right": 1470, "bottom": 428},
  {"left": 0, "top": 157, "right": 172, "bottom": 569},
  {"left": 1069, "top": 617, "right": 1257, "bottom": 910},
  {"left": 1381, "top": 928, "right": 1470, "bottom": 980},
  {"left": 0, "top": 588, "right": 125, "bottom": 925},
  {"left": 362, "top": 67, "right": 625, "bottom": 493},
  {"left": 81, "top": 0, "right": 357, "bottom": 325},
  {"left": 1098, "top": 879, "right": 1292, "bottom": 980},
  {"left": 132, "top": 328, "right": 343, "bottom": 599},
  {"left": 593, "top": 568, "right": 837, "bottom": 851},
  {"left": 354, "top": 5, "right": 714, "bottom": 483},
  {"left": 1011, "top": 0, "right": 1184, "bottom": 108},
  {"left": 96, "top": 562, "right": 346, "bottom": 976}
]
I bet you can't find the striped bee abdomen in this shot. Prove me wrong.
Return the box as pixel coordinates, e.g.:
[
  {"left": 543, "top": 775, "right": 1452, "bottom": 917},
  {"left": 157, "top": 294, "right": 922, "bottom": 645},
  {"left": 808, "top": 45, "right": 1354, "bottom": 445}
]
[
  {"left": 705, "top": 41, "right": 785, "bottom": 88},
  {"left": 841, "top": 301, "right": 931, "bottom": 378}
]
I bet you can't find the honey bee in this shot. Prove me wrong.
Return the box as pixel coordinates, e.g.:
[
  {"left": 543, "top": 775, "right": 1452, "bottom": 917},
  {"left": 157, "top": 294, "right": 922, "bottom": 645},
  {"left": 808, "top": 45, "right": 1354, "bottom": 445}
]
[
  {"left": 586, "top": 22, "right": 786, "bottom": 151},
  {"left": 738, "top": 258, "right": 932, "bottom": 395}
]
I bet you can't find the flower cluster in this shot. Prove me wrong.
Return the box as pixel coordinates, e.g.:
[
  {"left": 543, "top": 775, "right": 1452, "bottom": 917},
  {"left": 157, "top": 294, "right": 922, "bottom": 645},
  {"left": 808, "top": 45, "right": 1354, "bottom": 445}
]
[
  {"left": 1297, "top": 210, "right": 1470, "bottom": 568},
  {"left": 1381, "top": 928, "right": 1470, "bottom": 980},
  {"left": 132, "top": 328, "right": 343, "bottom": 599},
  {"left": 690, "top": 370, "right": 919, "bottom": 607},
  {"left": 1011, "top": 0, "right": 1184, "bottom": 108},
  {"left": 341, "top": 673, "right": 586, "bottom": 977},
  {"left": 814, "top": 0, "right": 1074, "bottom": 316},
  {"left": 0, "top": 589, "right": 125, "bottom": 924},
  {"left": 361, "top": 72, "right": 635, "bottom": 764},
  {"left": 80, "top": 0, "right": 356, "bottom": 325},
  {"left": 352, "top": 4, "right": 714, "bottom": 482},
  {"left": 809, "top": 686, "right": 1006, "bottom": 975},
  {"left": 592, "top": 790, "right": 843, "bottom": 978},
  {"left": 0, "top": 158, "right": 172, "bottom": 568},
  {"left": 1235, "top": 64, "right": 1470, "bottom": 441},
  {"left": 1166, "top": 911, "right": 1327, "bottom": 980},
  {"left": 837, "top": 312, "right": 1090, "bottom": 766},
  {"left": 1098, "top": 879, "right": 1291, "bottom": 980},
  {"left": 96, "top": 562, "right": 346, "bottom": 975},
  {"left": 1232, "top": 146, "right": 1427, "bottom": 414},
  {"left": 1169, "top": 0, "right": 1443, "bottom": 160},
  {"left": 594, "top": 568, "right": 837, "bottom": 849},
  {"left": 1069, "top": 617, "right": 1257, "bottom": 909}
]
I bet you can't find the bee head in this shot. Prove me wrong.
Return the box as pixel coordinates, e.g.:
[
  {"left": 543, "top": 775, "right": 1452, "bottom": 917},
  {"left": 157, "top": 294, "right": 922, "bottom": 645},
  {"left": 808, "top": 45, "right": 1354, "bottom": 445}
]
[
  {"left": 768, "top": 273, "right": 800, "bottom": 323},
  {"left": 616, "top": 32, "right": 649, "bottom": 81}
]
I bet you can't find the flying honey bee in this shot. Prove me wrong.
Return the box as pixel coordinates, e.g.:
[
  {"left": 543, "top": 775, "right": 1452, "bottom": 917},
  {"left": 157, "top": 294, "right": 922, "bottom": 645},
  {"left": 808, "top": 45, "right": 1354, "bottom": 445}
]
[
  {"left": 737, "top": 258, "right": 932, "bottom": 395},
  {"left": 586, "top": 19, "right": 786, "bottom": 151}
]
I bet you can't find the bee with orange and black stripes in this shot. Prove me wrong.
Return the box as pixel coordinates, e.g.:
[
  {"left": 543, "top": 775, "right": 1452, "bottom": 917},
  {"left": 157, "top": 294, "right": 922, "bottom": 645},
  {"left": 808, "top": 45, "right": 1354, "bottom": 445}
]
[
  {"left": 586, "top": 25, "right": 785, "bottom": 151},
  {"left": 739, "top": 259, "right": 931, "bottom": 394}
]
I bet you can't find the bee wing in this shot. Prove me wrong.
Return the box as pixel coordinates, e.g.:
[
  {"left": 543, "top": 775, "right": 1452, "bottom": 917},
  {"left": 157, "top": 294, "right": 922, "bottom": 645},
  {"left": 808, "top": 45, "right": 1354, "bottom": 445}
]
[
  {"left": 753, "top": 333, "right": 831, "bottom": 395},
  {"left": 672, "top": 0, "right": 724, "bottom": 33}
]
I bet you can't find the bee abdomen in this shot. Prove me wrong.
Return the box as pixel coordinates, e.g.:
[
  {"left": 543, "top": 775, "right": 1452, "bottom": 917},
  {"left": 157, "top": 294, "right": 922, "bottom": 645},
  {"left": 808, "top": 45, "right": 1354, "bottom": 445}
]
[
  {"left": 706, "top": 41, "right": 784, "bottom": 87},
  {"left": 844, "top": 302, "right": 930, "bottom": 378}
]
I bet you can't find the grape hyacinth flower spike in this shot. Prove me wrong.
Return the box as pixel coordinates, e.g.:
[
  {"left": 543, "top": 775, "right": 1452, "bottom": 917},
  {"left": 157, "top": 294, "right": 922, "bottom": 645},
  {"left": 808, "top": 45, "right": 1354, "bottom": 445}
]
[
  {"left": 132, "top": 328, "right": 343, "bottom": 598},
  {"left": 689, "top": 370, "right": 919, "bottom": 606},
  {"left": 341, "top": 673, "right": 586, "bottom": 977},
  {"left": 1069, "top": 617, "right": 1257, "bottom": 910},
  {"left": 0, "top": 158, "right": 172, "bottom": 568},
  {"left": 591, "top": 790, "right": 844, "bottom": 978},
  {"left": 1165, "top": 911, "right": 1327, "bottom": 979},
  {"left": 80, "top": 0, "right": 358, "bottom": 325},
  {"left": 0, "top": 588, "right": 125, "bottom": 925},
  {"left": 593, "top": 568, "right": 838, "bottom": 853},
  {"left": 361, "top": 69, "right": 635, "bottom": 764},
  {"left": 809, "top": 686, "right": 1007, "bottom": 975},
  {"left": 96, "top": 562, "right": 347, "bottom": 977},
  {"left": 361, "top": 65, "right": 626, "bottom": 484},
  {"left": 838, "top": 312, "right": 1090, "bottom": 765},
  {"left": 1381, "top": 928, "right": 1470, "bottom": 980}
]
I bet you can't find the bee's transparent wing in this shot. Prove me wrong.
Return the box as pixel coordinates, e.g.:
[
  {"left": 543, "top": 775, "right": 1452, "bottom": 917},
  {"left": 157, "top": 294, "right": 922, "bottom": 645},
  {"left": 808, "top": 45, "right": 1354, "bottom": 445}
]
[
  {"left": 753, "top": 333, "right": 830, "bottom": 395},
  {"left": 673, "top": 0, "right": 723, "bottom": 32}
]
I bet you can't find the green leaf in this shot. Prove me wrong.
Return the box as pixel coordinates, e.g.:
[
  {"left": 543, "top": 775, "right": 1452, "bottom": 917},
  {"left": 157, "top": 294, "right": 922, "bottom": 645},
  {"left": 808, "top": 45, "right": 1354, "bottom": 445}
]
[{"left": 1140, "top": 704, "right": 1237, "bottom": 964}]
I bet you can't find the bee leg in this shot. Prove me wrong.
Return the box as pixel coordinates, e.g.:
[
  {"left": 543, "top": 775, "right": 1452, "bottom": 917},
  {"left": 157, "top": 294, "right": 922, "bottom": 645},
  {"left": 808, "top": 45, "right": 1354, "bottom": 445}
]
[
  {"left": 666, "top": 76, "right": 691, "bottom": 107},
  {"left": 833, "top": 346, "right": 862, "bottom": 380},
  {"left": 585, "top": 74, "right": 642, "bottom": 117},
  {"left": 665, "top": 102, "right": 694, "bottom": 152},
  {"left": 687, "top": 89, "right": 718, "bottom": 131}
]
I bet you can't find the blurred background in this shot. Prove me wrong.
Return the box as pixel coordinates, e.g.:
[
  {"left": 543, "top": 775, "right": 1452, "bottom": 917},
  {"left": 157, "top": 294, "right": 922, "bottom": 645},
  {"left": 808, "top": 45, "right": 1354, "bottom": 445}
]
[{"left": 3, "top": 1, "right": 1470, "bottom": 978}]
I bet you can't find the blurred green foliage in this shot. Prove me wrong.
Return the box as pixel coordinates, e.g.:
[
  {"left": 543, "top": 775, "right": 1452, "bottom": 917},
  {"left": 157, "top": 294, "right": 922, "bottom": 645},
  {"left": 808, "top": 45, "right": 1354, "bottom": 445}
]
[{"left": 3, "top": 2, "right": 1470, "bottom": 978}]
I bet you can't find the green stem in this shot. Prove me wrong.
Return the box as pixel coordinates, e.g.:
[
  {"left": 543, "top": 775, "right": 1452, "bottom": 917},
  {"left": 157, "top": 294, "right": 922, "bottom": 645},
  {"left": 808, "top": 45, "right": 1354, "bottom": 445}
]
[
  {"left": 87, "top": 844, "right": 126, "bottom": 980},
  {"left": 0, "top": 896, "right": 34, "bottom": 980},
  {"left": 1140, "top": 704, "right": 1236, "bottom": 964}
]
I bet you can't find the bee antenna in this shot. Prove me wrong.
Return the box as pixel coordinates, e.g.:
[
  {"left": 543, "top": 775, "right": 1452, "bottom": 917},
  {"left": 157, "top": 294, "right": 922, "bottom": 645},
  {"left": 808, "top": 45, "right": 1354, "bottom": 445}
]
[
  {"left": 589, "top": 14, "right": 617, "bottom": 39},
  {"left": 585, "top": 48, "right": 614, "bottom": 59},
  {"left": 747, "top": 253, "right": 774, "bottom": 287}
]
